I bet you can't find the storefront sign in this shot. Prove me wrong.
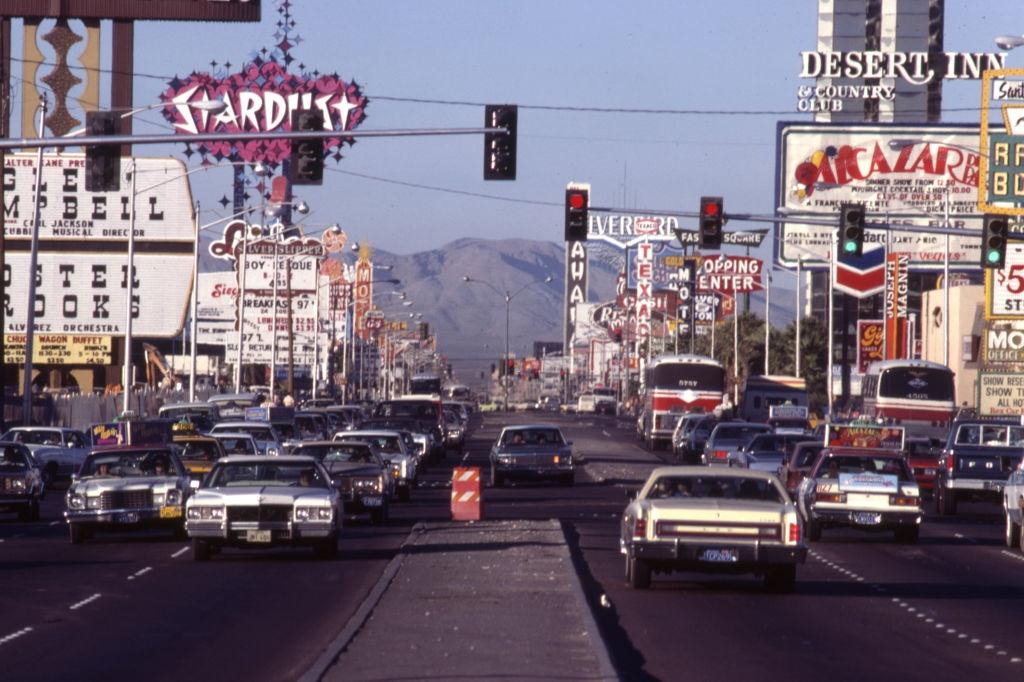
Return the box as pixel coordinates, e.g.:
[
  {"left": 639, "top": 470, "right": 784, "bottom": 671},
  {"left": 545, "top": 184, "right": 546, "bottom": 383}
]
[
  {"left": 3, "top": 334, "right": 111, "bottom": 364},
  {"left": 884, "top": 253, "right": 910, "bottom": 359},
  {"left": 985, "top": 243, "right": 1024, "bottom": 320},
  {"left": 353, "top": 246, "right": 374, "bottom": 341},
  {"left": 776, "top": 123, "right": 982, "bottom": 270},
  {"left": 983, "top": 322, "right": 1024, "bottom": 365},
  {"left": 564, "top": 239, "right": 588, "bottom": 351},
  {"left": 979, "top": 68, "right": 1024, "bottom": 216},
  {"left": 696, "top": 256, "right": 763, "bottom": 294},
  {"left": 857, "top": 320, "right": 884, "bottom": 373},
  {"left": 978, "top": 372, "right": 1024, "bottom": 416},
  {"left": 635, "top": 241, "right": 654, "bottom": 339}
]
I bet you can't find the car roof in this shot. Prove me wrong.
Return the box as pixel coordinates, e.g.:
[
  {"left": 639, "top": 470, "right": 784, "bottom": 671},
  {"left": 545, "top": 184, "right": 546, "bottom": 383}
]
[
  {"left": 821, "top": 448, "right": 902, "bottom": 458},
  {"left": 294, "top": 440, "right": 360, "bottom": 448},
  {"left": 87, "top": 445, "right": 173, "bottom": 455},
  {"left": 160, "top": 402, "right": 213, "bottom": 410},
  {"left": 214, "top": 421, "right": 272, "bottom": 428},
  {"left": 339, "top": 430, "right": 402, "bottom": 437},
  {"left": 210, "top": 432, "right": 255, "bottom": 439},
  {"left": 217, "top": 455, "right": 319, "bottom": 464},
  {"left": 502, "top": 424, "right": 562, "bottom": 431},
  {"left": 5, "top": 426, "right": 73, "bottom": 432}
]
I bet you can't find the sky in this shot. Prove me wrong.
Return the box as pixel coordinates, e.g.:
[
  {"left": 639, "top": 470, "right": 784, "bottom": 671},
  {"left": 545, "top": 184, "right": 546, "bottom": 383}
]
[{"left": 7, "top": 0, "right": 1024, "bottom": 261}]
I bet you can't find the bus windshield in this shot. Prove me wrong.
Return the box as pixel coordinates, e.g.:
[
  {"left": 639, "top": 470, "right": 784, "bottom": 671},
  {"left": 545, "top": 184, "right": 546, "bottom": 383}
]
[
  {"left": 410, "top": 376, "right": 442, "bottom": 394},
  {"left": 879, "top": 367, "right": 954, "bottom": 401},
  {"left": 650, "top": 363, "right": 725, "bottom": 391}
]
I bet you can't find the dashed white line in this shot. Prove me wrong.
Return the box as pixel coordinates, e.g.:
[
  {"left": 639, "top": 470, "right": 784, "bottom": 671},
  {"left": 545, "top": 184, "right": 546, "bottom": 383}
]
[
  {"left": 601, "top": 430, "right": 611, "bottom": 438},
  {"left": 171, "top": 546, "right": 189, "bottom": 558},
  {"left": 0, "top": 627, "right": 33, "bottom": 646},
  {"left": 49, "top": 520, "right": 60, "bottom": 527},
  {"left": 69, "top": 593, "right": 102, "bottom": 611},
  {"left": 1000, "top": 550, "right": 1024, "bottom": 563},
  {"left": 127, "top": 566, "right": 153, "bottom": 581}
]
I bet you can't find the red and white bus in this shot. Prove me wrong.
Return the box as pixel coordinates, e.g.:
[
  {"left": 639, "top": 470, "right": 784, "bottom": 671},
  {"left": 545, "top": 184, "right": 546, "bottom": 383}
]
[
  {"left": 639, "top": 355, "right": 727, "bottom": 450},
  {"left": 861, "top": 360, "right": 955, "bottom": 440}
]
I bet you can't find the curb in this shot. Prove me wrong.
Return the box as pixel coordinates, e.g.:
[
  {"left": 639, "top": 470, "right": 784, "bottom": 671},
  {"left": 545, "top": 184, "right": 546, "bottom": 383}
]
[
  {"left": 298, "top": 523, "right": 424, "bottom": 682},
  {"left": 558, "top": 518, "right": 620, "bottom": 682}
]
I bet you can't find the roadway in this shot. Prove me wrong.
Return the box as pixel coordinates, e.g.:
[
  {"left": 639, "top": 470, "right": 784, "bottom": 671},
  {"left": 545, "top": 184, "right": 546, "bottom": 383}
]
[{"left": 1, "top": 412, "right": 1022, "bottom": 681}]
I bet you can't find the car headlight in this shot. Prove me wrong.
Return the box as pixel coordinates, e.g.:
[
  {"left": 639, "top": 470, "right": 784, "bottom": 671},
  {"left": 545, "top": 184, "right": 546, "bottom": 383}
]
[
  {"left": 165, "top": 489, "right": 182, "bottom": 506},
  {"left": 267, "top": 447, "right": 279, "bottom": 457},
  {"left": 295, "top": 507, "right": 311, "bottom": 521},
  {"left": 354, "top": 476, "right": 382, "bottom": 493},
  {"left": 87, "top": 496, "right": 102, "bottom": 509},
  {"left": 497, "top": 455, "right": 511, "bottom": 464},
  {"left": 68, "top": 493, "right": 85, "bottom": 509},
  {"left": 187, "top": 506, "right": 224, "bottom": 520},
  {"left": 391, "top": 463, "right": 402, "bottom": 479},
  {"left": 295, "top": 506, "right": 333, "bottom": 522},
  {"left": 12, "top": 478, "right": 25, "bottom": 490}
]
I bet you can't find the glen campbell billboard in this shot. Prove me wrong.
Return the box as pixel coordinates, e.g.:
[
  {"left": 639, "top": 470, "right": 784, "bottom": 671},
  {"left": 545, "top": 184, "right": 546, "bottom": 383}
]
[
  {"left": 3, "top": 154, "right": 195, "bottom": 338},
  {"left": 775, "top": 123, "right": 982, "bottom": 271}
]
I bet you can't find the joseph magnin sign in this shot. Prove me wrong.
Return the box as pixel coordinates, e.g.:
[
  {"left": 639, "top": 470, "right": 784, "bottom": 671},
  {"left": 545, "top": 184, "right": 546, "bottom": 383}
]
[{"left": 3, "top": 155, "right": 195, "bottom": 338}]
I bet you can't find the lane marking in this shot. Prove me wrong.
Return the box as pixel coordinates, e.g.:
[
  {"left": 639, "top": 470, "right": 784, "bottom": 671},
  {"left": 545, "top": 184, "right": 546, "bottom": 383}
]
[
  {"left": 601, "top": 430, "right": 611, "bottom": 438},
  {"left": 69, "top": 593, "right": 102, "bottom": 611},
  {"left": 171, "top": 546, "right": 189, "bottom": 559},
  {"left": 0, "top": 627, "right": 33, "bottom": 646},
  {"left": 49, "top": 520, "right": 60, "bottom": 527},
  {"left": 127, "top": 566, "right": 153, "bottom": 581}
]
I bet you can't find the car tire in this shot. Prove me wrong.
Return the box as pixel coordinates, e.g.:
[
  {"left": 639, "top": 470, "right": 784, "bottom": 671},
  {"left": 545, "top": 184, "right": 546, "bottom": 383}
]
[
  {"left": 397, "top": 486, "right": 410, "bottom": 502},
  {"left": 765, "top": 565, "right": 797, "bottom": 593},
  {"left": 624, "top": 552, "right": 633, "bottom": 583},
  {"left": 1006, "top": 510, "right": 1021, "bottom": 548},
  {"left": 491, "top": 468, "right": 504, "bottom": 488},
  {"left": 68, "top": 523, "right": 85, "bottom": 544},
  {"left": 895, "top": 526, "right": 920, "bottom": 544},
  {"left": 192, "top": 538, "right": 211, "bottom": 562},
  {"left": 806, "top": 520, "right": 822, "bottom": 542},
  {"left": 559, "top": 473, "right": 574, "bottom": 487},
  {"left": 314, "top": 535, "right": 338, "bottom": 560},
  {"left": 173, "top": 523, "right": 188, "bottom": 541},
  {"left": 628, "top": 556, "right": 651, "bottom": 589},
  {"left": 370, "top": 507, "right": 386, "bottom": 525},
  {"left": 29, "top": 498, "right": 40, "bottom": 522},
  {"left": 936, "top": 482, "right": 957, "bottom": 516}
]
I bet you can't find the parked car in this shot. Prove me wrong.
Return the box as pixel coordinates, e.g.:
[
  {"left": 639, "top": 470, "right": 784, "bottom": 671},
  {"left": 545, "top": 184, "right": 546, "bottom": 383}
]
[
  {"left": 621, "top": 466, "right": 805, "bottom": 591},
  {"left": 186, "top": 455, "right": 340, "bottom": 560},
  {"left": 489, "top": 424, "right": 574, "bottom": 487},
  {"left": 1, "top": 426, "right": 90, "bottom": 484}
]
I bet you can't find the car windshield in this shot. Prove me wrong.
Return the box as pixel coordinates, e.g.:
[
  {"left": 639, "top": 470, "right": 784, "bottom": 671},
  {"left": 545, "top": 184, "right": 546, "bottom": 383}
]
[
  {"left": 215, "top": 437, "right": 257, "bottom": 455},
  {"left": 294, "top": 416, "right": 322, "bottom": 438},
  {"left": 713, "top": 425, "right": 769, "bottom": 442},
  {"left": 207, "top": 462, "right": 329, "bottom": 488},
  {"left": 880, "top": 366, "right": 954, "bottom": 401},
  {"left": 647, "top": 475, "right": 784, "bottom": 503},
  {"left": 177, "top": 440, "right": 223, "bottom": 463},
  {"left": 746, "top": 435, "right": 786, "bottom": 452},
  {"left": 161, "top": 406, "right": 213, "bottom": 419},
  {"left": 815, "top": 455, "right": 913, "bottom": 482},
  {"left": 0, "top": 445, "right": 31, "bottom": 469},
  {"left": 82, "top": 450, "right": 178, "bottom": 477},
  {"left": 3, "top": 429, "right": 63, "bottom": 446},
  {"left": 340, "top": 435, "right": 402, "bottom": 453},
  {"left": 319, "top": 445, "right": 377, "bottom": 464},
  {"left": 374, "top": 402, "right": 439, "bottom": 420},
  {"left": 501, "top": 428, "right": 564, "bottom": 447},
  {"left": 217, "top": 425, "right": 275, "bottom": 441}
]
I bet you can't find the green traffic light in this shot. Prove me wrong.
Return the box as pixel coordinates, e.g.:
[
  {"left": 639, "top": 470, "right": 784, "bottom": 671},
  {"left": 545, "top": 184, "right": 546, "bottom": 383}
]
[
  {"left": 843, "top": 241, "right": 857, "bottom": 253},
  {"left": 987, "top": 250, "right": 1002, "bottom": 264}
]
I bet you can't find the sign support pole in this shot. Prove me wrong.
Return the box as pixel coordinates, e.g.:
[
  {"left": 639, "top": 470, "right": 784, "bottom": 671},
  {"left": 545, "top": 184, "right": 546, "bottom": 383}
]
[
  {"left": 943, "top": 189, "right": 950, "bottom": 366},
  {"left": 732, "top": 297, "right": 739, "bottom": 408},
  {"left": 21, "top": 99, "right": 46, "bottom": 424},
  {"left": 795, "top": 256, "right": 802, "bottom": 379},
  {"left": 764, "top": 271, "right": 772, "bottom": 374},
  {"left": 827, "top": 230, "right": 836, "bottom": 416},
  {"left": 189, "top": 201, "right": 199, "bottom": 402},
  {"left": 122, "top": 158, "right": 138, "bottom": 415}
]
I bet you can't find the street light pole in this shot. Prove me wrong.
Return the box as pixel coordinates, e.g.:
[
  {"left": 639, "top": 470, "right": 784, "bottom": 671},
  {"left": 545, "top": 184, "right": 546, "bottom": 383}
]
[
  {"left": 122, "top": 158, "right": 138, "bottom": 415},
  {"left": 189, "top": 202, "right": 200, "bottom": 402},
  {"left": 20, "top": 98, "right": 46, "bottom": 424}
]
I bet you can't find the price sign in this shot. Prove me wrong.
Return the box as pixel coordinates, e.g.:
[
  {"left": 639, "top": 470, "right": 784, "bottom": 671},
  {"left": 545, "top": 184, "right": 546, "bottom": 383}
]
[{"left": 986, "top": 243, "right": 1024, "bottom": 319}]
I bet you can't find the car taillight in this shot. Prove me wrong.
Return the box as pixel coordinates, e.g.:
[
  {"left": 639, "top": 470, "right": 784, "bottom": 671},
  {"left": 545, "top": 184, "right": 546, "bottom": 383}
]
[
  {"left": 788, "top": 522, "right": 800, "bottom": 543},
  {"left": 633, "top": 517, "right": 646, "bottom": 539},
  {"left": 890, "top": 495, "right": 919, "bottom": 507},
  {"left": 945, "top": 454, "right": 955, "bottom": 472},
  {"left": 713, "top": 450, "right": 728, "bottom": 460},
  {"left": 814, "top": 492, "right": 846, "bottom": 503}
]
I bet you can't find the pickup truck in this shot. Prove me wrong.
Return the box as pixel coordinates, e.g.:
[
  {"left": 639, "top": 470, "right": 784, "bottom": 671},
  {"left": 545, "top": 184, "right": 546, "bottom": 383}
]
[{"left": 934, "top": 419, "right": 1024, "bottom": 516}]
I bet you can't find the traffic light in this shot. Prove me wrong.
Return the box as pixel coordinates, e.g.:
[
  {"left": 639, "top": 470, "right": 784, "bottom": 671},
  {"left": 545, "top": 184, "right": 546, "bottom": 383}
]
[
  {"left": 85, "top": 111, "right": 120, "bottom": 192},
  {"left": 565, "top": 187, "right": 589, "bottom": 241},
  {"left": 290, "top": 110, "right": 324, "bottom": 185},
  {"left": 483, "top": 104, "right": 517, "bottom": 180},
  {"left": 981, "top": 215, "right": 1009, "bottom": 269},
  {"left": 839, "top": 202, "right": 866, "bottom": 256},
  {"left": 699, "top": 196, "right": 724, "bottom": 249}
]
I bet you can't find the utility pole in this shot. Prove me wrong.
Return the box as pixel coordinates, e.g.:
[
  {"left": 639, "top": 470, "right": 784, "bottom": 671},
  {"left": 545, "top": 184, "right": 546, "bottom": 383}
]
[{"left": 287, "top": 259, "right": 294, "bottom": 397}]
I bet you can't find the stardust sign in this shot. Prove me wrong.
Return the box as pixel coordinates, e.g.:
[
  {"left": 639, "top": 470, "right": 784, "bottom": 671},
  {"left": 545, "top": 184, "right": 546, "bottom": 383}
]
[
  {"left": 160, "top": 61, "right": 367, "bottom": 165},
  {"left": 776, "top": 123, "right": 982, "bottom": 270}
]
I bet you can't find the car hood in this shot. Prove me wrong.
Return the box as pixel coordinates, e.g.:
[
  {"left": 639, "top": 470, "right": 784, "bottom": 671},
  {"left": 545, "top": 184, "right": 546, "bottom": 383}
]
[
  {"left": 72, "top": 475, "right": 181, "bottom": 494},
  {"left": 324, "top": 462, "right": 382, "bottom": 477},
  {"left": 190, "top": 486, "right": 332, "bottom": 505}
]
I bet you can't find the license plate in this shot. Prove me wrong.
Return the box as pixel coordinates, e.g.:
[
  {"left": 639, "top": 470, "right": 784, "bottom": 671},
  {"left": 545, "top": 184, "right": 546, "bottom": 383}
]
[
  {"left": 159, "top": 506, "right": 181, "bottom": 519},
  {"left": 245, "top": 530, "right": 272, "bottom": 543},
  {"left": 852, "top": 512, "right": 882, "bottom": 525},
  {"left": 698, "top": 548, "right": 738, "bottom": 563},
  {"left": 361, "top": 496, "right": 383, "bottom": 507},
  {"left": 984, "top": 480, "right": 1002, "bottom": 491},
  {"left": 115, "top": 512, "right": 139, "bottom": 524}
]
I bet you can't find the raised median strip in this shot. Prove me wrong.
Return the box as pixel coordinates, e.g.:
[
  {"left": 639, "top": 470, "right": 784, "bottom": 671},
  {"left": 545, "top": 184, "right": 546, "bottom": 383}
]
[{"left": 306, "top": 519, "right": 618, "bottom": 681}]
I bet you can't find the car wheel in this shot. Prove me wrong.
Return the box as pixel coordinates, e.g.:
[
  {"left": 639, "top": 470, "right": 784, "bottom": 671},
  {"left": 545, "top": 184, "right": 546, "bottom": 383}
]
[
  {"left": 192, "top": 538, "right": 211, "bottom": 561},
  {"left": 370, "top": 507, "right": 386, "bottom": 525},
  {"left": 397, "top": 486, "right": 410, "bottom": 502},
  {"left": 628, "top": 556, "right": 651, "bottom": 589},
  {"left": 314, "top": 535, "right": 338, "bottom": 560},
  {"left": 765, "top": 565, "right": 797, "bottom": 593},
  {"left": 172, "top": 523, "right": 188, "bottom": 541},
  {"left": 624, "top": 552, "right": 633, "bottom": 583},
  {"left": 68, "top": 523, "right": 85, "bottom": 544},
  {"left": 559, "top": 473, "right": 574, "bottom": 487},
  {"left": 491, "top": 468, "right": 504, "bottom": 488},
  {"left": 806, "top": 520, "right": 822, "bottom": 542},
  {"left": 895, "top": 526, "right": 920, "bottom": 544},
  {"left": 1006, "top": 510, "right": 1021, "bottom": 548},
  {"left": 29, "top": 498, "right": 40, "bottom": 522}
]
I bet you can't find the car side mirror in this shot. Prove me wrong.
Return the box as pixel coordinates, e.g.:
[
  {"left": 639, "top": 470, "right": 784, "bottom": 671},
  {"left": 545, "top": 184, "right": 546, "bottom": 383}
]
[
  {"left": 189, "top": 479, "right": 200, "bottom": 491},
  {"left": 71, "top": 473, "right": 78, "bottom": 482}
]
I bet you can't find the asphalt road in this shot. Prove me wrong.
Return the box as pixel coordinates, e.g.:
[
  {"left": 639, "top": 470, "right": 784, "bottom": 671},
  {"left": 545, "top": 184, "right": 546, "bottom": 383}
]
[{"left": 2, "top": 412, "right": 1023, "bottom": 681}]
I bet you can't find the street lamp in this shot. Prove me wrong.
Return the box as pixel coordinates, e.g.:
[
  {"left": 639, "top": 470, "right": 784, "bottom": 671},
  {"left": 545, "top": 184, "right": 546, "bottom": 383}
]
[
  {"left": 462, "top": 274, "right": 553, "bottom": 411},
  {"left": 996, "top": 35, "right": 1024, "bottom": 50}
]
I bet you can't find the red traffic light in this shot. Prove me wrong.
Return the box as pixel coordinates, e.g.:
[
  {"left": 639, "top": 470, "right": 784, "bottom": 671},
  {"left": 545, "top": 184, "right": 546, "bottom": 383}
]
[
  {"left": 568, "top": 192, "right": 586, "bottom": 209},
  {"left": 704, "top": 201, "right": 720, "bottom": 217}
]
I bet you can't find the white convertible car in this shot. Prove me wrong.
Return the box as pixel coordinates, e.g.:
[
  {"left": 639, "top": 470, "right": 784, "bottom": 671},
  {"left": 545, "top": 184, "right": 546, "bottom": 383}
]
[
  {"left": 621, "top": 466, "right": 806, "bottom": 591},
  {"left": 186, "top": 455, "right": 341, "bottom": 560}
]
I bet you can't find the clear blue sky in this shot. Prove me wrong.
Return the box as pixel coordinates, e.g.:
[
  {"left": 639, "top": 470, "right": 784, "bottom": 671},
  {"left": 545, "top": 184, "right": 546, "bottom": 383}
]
[{"left": 9, "top": 0, "right": 1024, "bottom": 256}]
